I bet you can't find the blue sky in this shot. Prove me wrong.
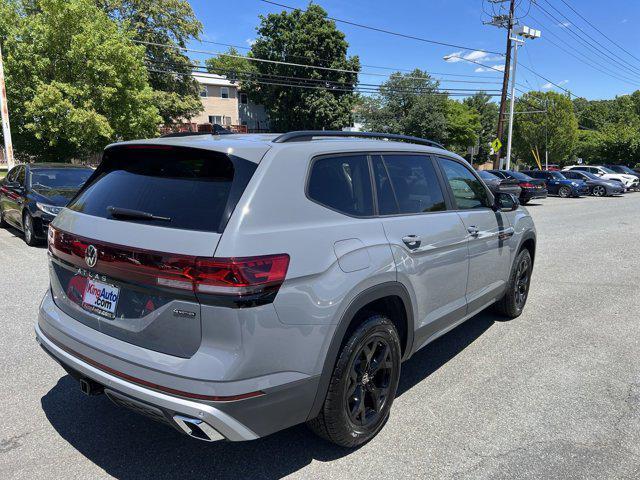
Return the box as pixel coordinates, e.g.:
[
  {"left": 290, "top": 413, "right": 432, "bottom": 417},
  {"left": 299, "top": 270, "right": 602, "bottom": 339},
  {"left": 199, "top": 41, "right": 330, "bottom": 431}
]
[{"left": 187, "top": 0, "right": 640, "bottom": 100}]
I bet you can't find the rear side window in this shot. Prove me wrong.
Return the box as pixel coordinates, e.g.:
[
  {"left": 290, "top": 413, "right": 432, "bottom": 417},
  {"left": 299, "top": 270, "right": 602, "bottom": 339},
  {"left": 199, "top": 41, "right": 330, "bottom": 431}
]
[
  {"left": 438, "top": 157, "right": 491, "bottom": 210},
  {"left": 308, "top": 155, "right": 373, "bottom": 216},
  {"left": 68, "top": 146, "right": 256, "bottom": 233},
  {"left": 375, "top": 154, "right": 446, "bottom": 214}
]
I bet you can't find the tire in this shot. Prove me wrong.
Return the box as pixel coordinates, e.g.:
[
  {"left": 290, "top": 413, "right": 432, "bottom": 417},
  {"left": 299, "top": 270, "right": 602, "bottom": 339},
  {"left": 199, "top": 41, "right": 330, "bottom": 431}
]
[
  {"left": 0, "top": 208, "right": 7, "bottom": 227},
  {"left": 592, "top": 185, "right": 606, "bottom": 197},
  {"left": 23, "top": 212, "right": 38, "bottom": 246},
  {"left": 558, "top": 186, "right": 571, "bottom": 198},
  {"left": 307, "top": 315, "right": 401, "bottom": 448},
  {"left": 520, "top": 198, "right": 529, "bottom": 205},
  {"left": 492, "top": 249, "right": 533, "bottom": 319}
]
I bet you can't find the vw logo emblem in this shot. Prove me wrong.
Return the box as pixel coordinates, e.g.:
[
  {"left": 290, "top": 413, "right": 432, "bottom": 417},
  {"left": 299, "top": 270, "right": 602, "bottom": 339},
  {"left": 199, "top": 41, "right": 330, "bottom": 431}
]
[{"left": 85, "top": 245, "right": 98, "bottom": 268}]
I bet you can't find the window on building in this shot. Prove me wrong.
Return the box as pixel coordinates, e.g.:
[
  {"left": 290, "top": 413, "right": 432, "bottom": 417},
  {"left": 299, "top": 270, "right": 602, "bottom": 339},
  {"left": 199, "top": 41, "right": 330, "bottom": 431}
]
[
  {"left": 200, "top": 86, "right": 208, "bottom": 97},
  {"left": 221, "top": 87, "right": 229, "bottom": 99},
  {"left": 240, "top": 93, "right": 248, "bottom": 104},
  {"left": 209, "top": 115, "right": 222, "bottom": 125}
]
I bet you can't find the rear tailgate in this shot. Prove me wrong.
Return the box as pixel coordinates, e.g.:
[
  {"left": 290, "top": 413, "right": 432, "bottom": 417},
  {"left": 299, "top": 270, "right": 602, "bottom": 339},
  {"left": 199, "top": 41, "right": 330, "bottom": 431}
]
[{"left": 48, "top": 144, "right": 258, "bottom": 358}]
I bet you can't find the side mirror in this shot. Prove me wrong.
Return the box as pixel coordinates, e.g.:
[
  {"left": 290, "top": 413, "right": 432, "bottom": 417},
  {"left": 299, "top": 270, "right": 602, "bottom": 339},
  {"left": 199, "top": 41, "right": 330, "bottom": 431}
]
[{"left": 495, "top": 192, "right": 519, "bottom": 211}]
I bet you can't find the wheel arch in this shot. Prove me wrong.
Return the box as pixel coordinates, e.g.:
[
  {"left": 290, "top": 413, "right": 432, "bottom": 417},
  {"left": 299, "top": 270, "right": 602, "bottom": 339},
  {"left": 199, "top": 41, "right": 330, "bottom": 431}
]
[
  {"left": 517, "top": 232, "right": 536, "bottom": 266},
  {"left": 306, "top": 281, "right": 414, "bottom": 421}
]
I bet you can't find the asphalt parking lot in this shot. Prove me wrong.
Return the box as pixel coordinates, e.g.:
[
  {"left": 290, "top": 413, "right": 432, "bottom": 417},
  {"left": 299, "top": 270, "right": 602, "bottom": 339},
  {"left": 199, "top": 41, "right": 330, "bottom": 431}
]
[{"left": 1, "top": 194, "right": 639, "bottom": 480}]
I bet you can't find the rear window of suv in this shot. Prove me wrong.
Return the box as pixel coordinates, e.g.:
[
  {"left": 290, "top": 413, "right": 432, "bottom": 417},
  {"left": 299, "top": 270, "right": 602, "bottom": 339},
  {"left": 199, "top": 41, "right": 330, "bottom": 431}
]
[{"left": 67, "top": 145, "right": 256, "bottom": 233}]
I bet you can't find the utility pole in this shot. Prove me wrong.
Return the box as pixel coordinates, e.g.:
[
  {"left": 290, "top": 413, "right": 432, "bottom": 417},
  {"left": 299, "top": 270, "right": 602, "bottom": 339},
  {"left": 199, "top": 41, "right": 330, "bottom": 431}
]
[
  {"left": 487, "top": 0, "right": 516, "bottom": 169},
  {"left": 504, "top": 38, "right": 522, "bottom": 171},
  {"left": 0, "top": 43, "right": 14, "bottom": 169}
]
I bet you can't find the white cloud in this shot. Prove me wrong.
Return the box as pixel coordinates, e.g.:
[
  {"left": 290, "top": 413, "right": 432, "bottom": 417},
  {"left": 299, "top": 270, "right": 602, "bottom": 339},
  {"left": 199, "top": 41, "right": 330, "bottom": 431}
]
[
  {"left": 444, "top": 50, "right": 493, "bottom": 63},
  {"left": 542, "top": 79, "right": 569, "bottom": 89},
  {"left": 245, "top": 38, "right": 256, "bottom": 46}
]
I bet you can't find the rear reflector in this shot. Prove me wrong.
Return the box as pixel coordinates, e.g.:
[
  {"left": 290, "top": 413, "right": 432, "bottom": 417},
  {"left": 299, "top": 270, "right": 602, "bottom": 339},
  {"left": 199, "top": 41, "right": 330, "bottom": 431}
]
[{"left": 48, "top": 226, "right": 290, "bottom": 298}]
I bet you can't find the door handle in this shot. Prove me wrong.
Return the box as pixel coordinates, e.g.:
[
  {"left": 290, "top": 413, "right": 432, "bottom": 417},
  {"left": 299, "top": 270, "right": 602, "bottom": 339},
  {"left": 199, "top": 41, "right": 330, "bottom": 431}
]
[
  {"left": 402, "top": 235, "right": 421, "bottom": 250},
  {"left": 467, "top": 226, "right": 480, "bottom": 237}
]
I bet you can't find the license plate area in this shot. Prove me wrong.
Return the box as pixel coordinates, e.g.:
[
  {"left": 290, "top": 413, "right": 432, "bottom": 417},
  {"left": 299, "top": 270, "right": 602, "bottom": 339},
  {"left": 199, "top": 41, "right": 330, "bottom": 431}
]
[{"left": 82, "top": 278, "right": 120, "bottom": 319}]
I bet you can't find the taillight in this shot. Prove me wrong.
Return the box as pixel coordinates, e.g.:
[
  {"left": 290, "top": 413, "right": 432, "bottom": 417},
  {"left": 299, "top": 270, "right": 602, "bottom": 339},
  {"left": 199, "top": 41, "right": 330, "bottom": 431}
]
[
  {"left": 190, "top": 255, "right": 290, "bottom": 295},
  {"left": 48, "top": 227, "right": 290, "bottom": 299},
  {"left": 519, "top": 182, "right": 535, "bottom": 188}
]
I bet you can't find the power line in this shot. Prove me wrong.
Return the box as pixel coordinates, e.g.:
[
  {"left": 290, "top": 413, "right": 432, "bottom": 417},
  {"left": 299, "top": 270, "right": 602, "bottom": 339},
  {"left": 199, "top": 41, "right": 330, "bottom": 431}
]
[
  {"left": 136, "top": 40, "right": 503, "bottom": 86},
  {"left": 257, "top": 0, "right": 504, "bottom": 56},
  {"left": 533, "top": 0, "right": 640, "bottom": 78},
  {"left": 159, "top": 62, "right": 501, "bottom": 95},
  {"left": 148, "top": 67, "right": 503, "bottom": 96},
  {"left": 528, "top": 13, "right": 640, "bottom": 87},
  {"left": 158, "top": 59, "right": 502, "bottom": 89},
  {"left": 556, "top": 0, "right": 640, "bottom": 66},
  {"left": 197, "top": 39, "right": 501, "bottom": 79}
]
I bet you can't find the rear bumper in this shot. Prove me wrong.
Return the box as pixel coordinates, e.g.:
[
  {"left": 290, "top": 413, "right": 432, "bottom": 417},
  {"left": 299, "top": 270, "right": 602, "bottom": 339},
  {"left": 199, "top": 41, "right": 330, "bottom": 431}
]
[
  {"left": 36, "top": 292, "right": 321, "bottom": 442},
  {"left": 521, "top": 189, "right": 547, "bottom": 201}
]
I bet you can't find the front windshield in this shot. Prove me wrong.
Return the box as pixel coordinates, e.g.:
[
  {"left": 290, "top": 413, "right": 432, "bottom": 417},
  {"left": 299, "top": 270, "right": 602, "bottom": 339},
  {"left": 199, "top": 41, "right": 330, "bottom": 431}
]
[
  {"left": 549, "top": 171, "right": 566, "bottom": 179},
  {"left": 30, "top": 168, "right": 93, "bottom": 190},
  {"left": 617, "top": 166, "right": 635, "bottom": 174},
  {"left": 600, "top": 167, "right": 616, "bottom": 174}
]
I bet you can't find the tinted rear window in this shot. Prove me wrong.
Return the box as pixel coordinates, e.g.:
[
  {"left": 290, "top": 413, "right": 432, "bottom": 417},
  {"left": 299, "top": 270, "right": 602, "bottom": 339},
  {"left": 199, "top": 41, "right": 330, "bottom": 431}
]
[
  {"left": 68, "top": 146, "right": 256, "bottom": 233},
  {"left": 307, "top": 155, "right": 373, "bottom": 216}
]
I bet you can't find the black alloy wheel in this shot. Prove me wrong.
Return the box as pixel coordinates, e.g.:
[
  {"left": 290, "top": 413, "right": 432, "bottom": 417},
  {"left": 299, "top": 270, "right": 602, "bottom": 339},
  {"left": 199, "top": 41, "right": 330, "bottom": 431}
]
[
  {"left": 592, "top": 185, "right": 606, "bottom": 197},
  {"left": 514, "top": 254, "right": 531, "bottom": 310},
  {"left": 308, "top": 315, "right": 401, "bottom": 447},
  {"left": 492, "top": 248, "right": 533, "bottom": 319},
  {"left": 345, "top": 336, "right": 394, "bottom": 427}
]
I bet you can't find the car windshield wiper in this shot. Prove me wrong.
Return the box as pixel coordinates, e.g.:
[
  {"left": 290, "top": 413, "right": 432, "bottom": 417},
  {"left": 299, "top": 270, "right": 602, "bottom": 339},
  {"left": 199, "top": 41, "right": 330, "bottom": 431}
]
[{"left": 107, "top": 206, "right": 171, "bottom": 222}]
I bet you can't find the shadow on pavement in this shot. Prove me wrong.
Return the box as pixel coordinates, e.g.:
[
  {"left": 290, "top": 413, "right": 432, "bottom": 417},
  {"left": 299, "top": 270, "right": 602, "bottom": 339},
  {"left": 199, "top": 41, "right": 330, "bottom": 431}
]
[
  {"left": 1, "top": 224, "right": 47, "bottom": 248},
  {"left": 41, "top": 311, "right": 497, "bottom": 480}
]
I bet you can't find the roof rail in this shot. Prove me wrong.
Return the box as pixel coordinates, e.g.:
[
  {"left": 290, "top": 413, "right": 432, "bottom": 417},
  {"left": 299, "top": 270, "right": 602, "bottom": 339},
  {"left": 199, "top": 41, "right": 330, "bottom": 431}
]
[{"left": 271, "top": 131, "right": 445, "bottom": 149}]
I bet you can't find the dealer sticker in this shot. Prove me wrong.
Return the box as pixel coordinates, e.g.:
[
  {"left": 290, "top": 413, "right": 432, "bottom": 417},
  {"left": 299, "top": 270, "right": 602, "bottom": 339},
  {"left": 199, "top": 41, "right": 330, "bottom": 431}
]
[{"left": 82, "top": 279, "right": 120, "bottom": 319}]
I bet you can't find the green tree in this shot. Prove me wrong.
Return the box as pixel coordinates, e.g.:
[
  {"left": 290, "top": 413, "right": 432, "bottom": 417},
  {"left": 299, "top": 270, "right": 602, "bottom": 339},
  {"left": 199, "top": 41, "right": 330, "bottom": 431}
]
[
  {"left": 3, "top": 0, "right": 160, "bottom": 161},
  {"left": 245, "top": 3, "right": 360, "bottom": 131},
  {"left": 514, "top": 91, "right": 578, "bottom": 166},
  {"left": 360, "top": 70, "right": 448, "bottom": 143},
  {"left": 463, "top": 92, "right": 499, "bottom": 162},
  {"left": 445, "top": 99, "right": 480, "bottom": 155},
  {"left": 205, "top": 47, "right": 257, "bottom": 83},
  {"left": 97, "top": 0, "right": 203, "bottom": 123}
]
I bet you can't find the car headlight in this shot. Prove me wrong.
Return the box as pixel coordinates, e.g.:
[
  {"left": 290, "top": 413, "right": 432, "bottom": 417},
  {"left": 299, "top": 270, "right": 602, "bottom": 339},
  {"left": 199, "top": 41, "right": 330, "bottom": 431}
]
[{"left": 36, "top": 202, "right": 64, "bottom": 216}]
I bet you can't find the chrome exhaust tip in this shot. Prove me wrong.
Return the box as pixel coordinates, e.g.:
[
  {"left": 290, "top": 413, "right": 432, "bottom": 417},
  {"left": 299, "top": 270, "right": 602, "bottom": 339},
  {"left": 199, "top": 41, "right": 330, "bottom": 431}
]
[{"left": 173, "top": 415, "right": 224, "bottom": 442}]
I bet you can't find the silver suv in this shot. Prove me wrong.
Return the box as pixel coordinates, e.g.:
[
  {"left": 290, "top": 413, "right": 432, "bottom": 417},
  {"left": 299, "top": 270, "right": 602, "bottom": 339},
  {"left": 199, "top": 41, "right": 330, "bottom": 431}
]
[{"left": 36, "top": 131, "right": 536, "bottom": 447}]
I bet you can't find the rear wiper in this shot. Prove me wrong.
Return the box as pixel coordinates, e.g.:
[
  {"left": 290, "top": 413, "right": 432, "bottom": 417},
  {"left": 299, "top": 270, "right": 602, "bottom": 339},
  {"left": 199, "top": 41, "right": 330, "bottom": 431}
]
[{"left": 107, "top": 206, "right": 171, "bottom": 222}]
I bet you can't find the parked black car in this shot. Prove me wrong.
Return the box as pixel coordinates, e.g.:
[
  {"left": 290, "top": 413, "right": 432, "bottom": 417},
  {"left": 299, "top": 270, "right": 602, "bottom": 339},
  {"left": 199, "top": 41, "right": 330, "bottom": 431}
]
[
  {"left": 487, "top": 170, "right": 548, "bottom": 205},
  {"left": 478, "top": 170, "right": 522, "bottom": 197},
  {"left": 0, "top": 163, "right": 93, "bottom": 245},
  {"left": 561, "top": 169, "right": 625, "bottom": 196},
  {"left": 522, "top": 170, "right": 590, "bottom": 198}
]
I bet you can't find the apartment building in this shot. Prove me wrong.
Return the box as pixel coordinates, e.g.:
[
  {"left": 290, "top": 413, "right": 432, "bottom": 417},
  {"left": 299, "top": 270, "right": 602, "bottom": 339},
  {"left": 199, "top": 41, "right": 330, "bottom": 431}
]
[{"left": 189, "top": 73, "right": 270, "bottom": 132}]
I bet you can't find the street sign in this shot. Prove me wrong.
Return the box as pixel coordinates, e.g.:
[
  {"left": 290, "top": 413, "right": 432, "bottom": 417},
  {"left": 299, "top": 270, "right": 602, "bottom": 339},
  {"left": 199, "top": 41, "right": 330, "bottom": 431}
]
[
  {"left": 491, "top": 138, "right": 502, "bottom": 153},
  {"left": 577, "top": 158, "right": 583, "bottom": 164}
]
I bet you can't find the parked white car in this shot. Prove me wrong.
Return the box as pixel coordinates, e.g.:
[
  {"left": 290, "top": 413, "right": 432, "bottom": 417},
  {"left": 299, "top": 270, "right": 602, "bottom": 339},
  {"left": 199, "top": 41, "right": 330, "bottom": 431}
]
[{"left": 562, "top": 165, "right": 639, "bottom": 191}]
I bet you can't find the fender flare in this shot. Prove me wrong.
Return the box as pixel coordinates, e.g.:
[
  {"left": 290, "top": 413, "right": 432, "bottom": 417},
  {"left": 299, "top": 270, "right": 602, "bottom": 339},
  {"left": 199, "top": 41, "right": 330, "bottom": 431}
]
[{"left": 306, "top": 281, "right": 414, "bottom": 420}]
